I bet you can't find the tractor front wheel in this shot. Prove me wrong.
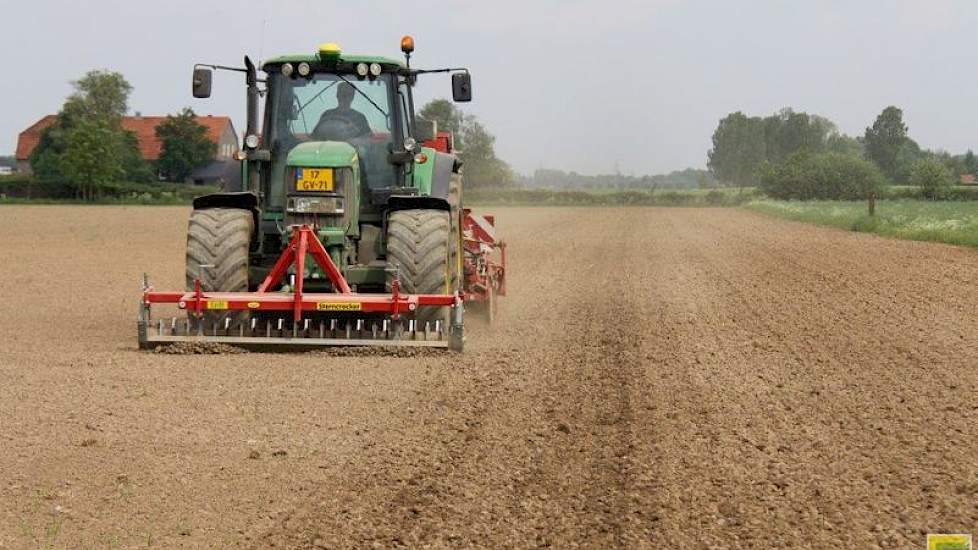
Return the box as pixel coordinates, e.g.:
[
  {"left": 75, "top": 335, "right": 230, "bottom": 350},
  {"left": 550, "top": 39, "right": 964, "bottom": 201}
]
[
  {"left": 185, "top": 208, "right": 253, "bottom": 328},
  {"left": 386, "top": 209, "right": 456, "bottom": 325}
]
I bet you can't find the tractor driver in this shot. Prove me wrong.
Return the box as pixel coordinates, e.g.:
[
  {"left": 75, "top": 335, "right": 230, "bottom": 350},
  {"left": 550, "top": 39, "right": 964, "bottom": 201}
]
[{"left": 313, "top": 82, "right": 372, "bottom": 141}]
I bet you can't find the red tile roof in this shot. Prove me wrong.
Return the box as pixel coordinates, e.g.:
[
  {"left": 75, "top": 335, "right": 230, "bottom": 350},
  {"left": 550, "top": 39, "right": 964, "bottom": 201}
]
[
  {"left": 15, "top": 115, "right": 234, "bottom": 161},
  {"left": 14, "top": 115, "right": 58, "bottom": 160}
]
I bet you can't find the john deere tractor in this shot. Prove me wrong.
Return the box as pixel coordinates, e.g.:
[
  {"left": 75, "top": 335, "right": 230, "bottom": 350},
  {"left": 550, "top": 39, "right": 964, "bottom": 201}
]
[{"left": 139, "top": 37, "right": 475, "bottom": 350}]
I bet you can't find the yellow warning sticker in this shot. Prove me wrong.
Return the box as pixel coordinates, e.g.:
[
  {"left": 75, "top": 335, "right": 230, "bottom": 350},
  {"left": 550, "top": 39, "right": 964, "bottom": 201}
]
[
  {"left": 247, "top": 302, "right": 261, "bottom": 309},
  {"left": 206, "top": 301, "right": 229, "bottom": 310},
  {"left": 317, "top": 302, "right": 361, "bottom": 311}
]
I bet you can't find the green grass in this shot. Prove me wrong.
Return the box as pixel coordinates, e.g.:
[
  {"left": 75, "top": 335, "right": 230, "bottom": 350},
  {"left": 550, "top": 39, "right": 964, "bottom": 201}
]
[{"left": 747, "top": 199, "right": 978, "bottom": 247}]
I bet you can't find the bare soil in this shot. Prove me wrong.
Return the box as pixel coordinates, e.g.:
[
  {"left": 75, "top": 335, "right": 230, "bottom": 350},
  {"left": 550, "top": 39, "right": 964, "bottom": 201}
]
[{"left": 0, "top": 206, "right": 976, "bottom": 549}]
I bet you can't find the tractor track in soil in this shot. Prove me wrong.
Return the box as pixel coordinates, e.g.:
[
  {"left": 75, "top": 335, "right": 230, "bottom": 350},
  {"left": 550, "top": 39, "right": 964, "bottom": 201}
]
[{"left": 0, "top": 206, "right": 976, "bottom": 548}]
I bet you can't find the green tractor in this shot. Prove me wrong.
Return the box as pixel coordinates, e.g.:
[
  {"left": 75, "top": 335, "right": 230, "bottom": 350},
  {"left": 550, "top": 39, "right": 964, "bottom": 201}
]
[{"left": 138, "top": 37, "right": 475, "bottom": 350}]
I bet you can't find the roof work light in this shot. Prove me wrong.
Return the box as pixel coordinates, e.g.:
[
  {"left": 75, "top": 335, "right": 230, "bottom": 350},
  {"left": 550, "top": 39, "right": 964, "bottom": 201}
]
[{"left": 318, "top": 43, "right": 342, "bottom": 62}]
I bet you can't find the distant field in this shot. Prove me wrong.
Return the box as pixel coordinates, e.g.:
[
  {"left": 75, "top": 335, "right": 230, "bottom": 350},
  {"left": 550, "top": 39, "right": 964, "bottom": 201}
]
[
  {"left": 467, "top": 187, "right": 759, "bottom": 207},
  {"left": 747, "top": 199, "right": 978, "bottom": 247}
]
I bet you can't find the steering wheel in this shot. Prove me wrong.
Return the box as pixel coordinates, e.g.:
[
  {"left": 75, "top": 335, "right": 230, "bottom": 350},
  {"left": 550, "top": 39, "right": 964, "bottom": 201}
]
[{"left": 313, "top": 111, "right": 366, "bottom": 141}]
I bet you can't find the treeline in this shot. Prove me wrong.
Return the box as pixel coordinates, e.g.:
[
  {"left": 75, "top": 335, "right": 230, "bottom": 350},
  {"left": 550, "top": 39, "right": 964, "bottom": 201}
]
[
  {"left": 467, "top": 187, "right": 757, "bottom": 207},
  {"left": 525, "top": 167, "right": 716, "bottom": 190},
  {"left": 0, "top": 175, "right": 218, "bottom": 204},
  {"left": 708, "top": 106, "right": 974, "bottom": 200},
  {"left": 25, "top": 70, "right": 215, "bottom": 201}
]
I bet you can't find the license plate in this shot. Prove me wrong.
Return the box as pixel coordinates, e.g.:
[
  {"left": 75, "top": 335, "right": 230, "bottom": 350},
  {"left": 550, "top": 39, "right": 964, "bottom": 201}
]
[{"left": 295, "top": 168, "right": 333, "bottom": 192}]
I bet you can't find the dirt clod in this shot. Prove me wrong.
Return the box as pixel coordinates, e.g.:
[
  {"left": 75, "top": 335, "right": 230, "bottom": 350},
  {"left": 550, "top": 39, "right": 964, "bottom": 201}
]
[{"left": 154, "top": 342, "right": 248, "bottom": 355}]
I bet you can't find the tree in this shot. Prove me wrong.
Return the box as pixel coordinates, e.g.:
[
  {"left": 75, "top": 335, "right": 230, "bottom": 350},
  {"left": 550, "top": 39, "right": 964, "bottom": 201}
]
[
  {"left": 156, "top": 108, "right": 216, "bottom": 182},
  {"left": 864, "top": 106, "right": 908, "bottom": 181},
  {"left": 826, "top": 133, "right": 863, "bottom": 157},
  {"left": 459, "top": 115, "right": 514, "bottom": 188},
  {"left": 891, "top": 139, "right": 923, "bottom": 185},
  {"left": 761, "top": 108, "right": 836, "bottom": 164},
  {"left": 910, "top": 157, "right": 954, "bottom": 200},
  {"left": 63, "top": 70, "right": 132, "bottom": 125},
  {"left": 61, "top": 118, "right": 125, "bottom": 201},
  {"left": 707, "top": 112, "right": 767, "bottom": 187},
  {"left": 418, "top": 98, "right": 465, "bottom": 148},
  {"left": 30, "top": 70, "right": 148, "bottom": 194},
  {"left": 418, "top": 99, "right": 514, "bottom": 188},
  {"left": 759, "top": 152, "right": 884, "bottom": 200},
  {"left": 964, "top": 150, "right": 978, "bottom": 175}
]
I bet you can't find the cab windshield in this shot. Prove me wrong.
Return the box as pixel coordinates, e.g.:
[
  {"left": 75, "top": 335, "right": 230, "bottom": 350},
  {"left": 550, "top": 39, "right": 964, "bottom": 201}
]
[
  {"left": 266, "top": 71, "right": 400, "bottom": 198},
  {"left": 285, "top": 74, "right": 391, "bottom": 140}
]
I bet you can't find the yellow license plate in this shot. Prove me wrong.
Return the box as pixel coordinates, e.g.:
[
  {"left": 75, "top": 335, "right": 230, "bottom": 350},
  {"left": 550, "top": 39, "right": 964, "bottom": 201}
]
[{"left": 295, "top": 168, "right": 333, "bottom": 192}]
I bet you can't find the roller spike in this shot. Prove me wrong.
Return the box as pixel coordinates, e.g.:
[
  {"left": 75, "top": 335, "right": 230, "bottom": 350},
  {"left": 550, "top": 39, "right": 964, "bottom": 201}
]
[
  {"left": 158, "top": 319, "right": 164, "bottom": 336},
  {"left": 345, "top": 321, "right": 351, "bottom": 339},
  {"left": 292, "top": 321, "right": 298, "bottom": 339},
  {"left": 371, "top": 322, "right": 378, "bottom": 339},
  {"left": 425, "top": 321, "right": 431, "bottom": 341},
  {"left": 171, "top": 317, "right": 177, "bottom": 332},
  {"left": 266, "top": 320, "right": 272, "bottom": 338},
  {"left": 277, "top": 318, "right": 284, "bottom": 332},
  {"left": 319, "top": 321, "right": 325, "bottom": 339}
]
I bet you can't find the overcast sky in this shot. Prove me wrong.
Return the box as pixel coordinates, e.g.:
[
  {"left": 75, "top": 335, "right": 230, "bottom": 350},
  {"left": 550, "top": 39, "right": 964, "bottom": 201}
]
[{"left": 2, "top": 0, "right": 976, "bottom": 175}]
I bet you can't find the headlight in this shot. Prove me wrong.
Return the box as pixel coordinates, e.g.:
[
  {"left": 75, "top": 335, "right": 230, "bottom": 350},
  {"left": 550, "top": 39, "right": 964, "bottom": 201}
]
[
  {"left": 281, "top": 63, "right": 294, "bottom": 77},
  {"left": 297, "top": 62, "right": 311, "bottom": 77},
  {"left": 403, "top": 137, "right": 417, "bottom": 151},
  {"left": 369, "top": 63, "right": 382, "bottom": 77},
  {"left": 356, "top": 63, "right": 369, "bottom": 77},
  {"left": 244, "top": 134, "right": 260, "bottom": 149}
]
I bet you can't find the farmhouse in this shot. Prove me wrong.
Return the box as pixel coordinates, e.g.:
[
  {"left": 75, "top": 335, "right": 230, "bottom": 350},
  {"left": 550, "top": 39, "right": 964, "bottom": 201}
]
[{"left": 15, "top": 114, "right": 239, "bottom": 185}]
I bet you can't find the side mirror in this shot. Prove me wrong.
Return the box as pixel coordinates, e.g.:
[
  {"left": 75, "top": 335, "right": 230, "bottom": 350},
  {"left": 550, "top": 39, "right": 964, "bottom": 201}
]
[
  {"left": 415, "top": 118, "right": 437, "bottom": 142},
  {"left": 452, "top": 72, "right": 472, "bottom": 102},
  {"left": 192, "top": 68, "right": 212, "bottom": 98}
]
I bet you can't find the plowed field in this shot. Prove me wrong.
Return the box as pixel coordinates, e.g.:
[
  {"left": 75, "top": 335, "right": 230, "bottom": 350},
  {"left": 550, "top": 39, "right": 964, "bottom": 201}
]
[{"left": 1, "top": 206, "right": 975, "bottom": 548}]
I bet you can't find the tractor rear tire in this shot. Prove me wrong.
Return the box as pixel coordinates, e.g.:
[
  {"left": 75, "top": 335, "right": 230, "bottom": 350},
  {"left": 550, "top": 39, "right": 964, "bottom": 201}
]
[
  {"left": 185, "top": 208, "right": 253, "bottom": 328},
  {"left": 386, "top": 209, "right": 455, "bottom": 325}
]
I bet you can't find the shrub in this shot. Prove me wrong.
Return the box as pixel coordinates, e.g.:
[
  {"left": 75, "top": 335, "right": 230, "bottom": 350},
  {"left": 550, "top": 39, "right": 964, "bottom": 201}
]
[
  {"left": 909, "top": 157, "right": 954, "bottom": 200},
  {"left": 759, "top": 152, "right": 885, "bottom": 200}
]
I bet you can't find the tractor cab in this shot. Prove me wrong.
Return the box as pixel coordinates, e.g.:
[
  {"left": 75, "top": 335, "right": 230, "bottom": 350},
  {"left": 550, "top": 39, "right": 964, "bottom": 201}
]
[
  {"left": 191, "top": 40, "right": 471, "bottom": 231},
  {"left": 261, "top": 46, "right": 412, "bottom": 217}
]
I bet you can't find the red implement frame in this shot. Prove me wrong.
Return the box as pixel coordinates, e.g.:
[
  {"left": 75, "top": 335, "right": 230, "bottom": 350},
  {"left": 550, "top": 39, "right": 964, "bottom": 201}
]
[
  {"left": 461, "top": 209, "right": 507, "bottom": 305},
  {"left": 143, "top": 225, "right": 459, "bottom": 321}
]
